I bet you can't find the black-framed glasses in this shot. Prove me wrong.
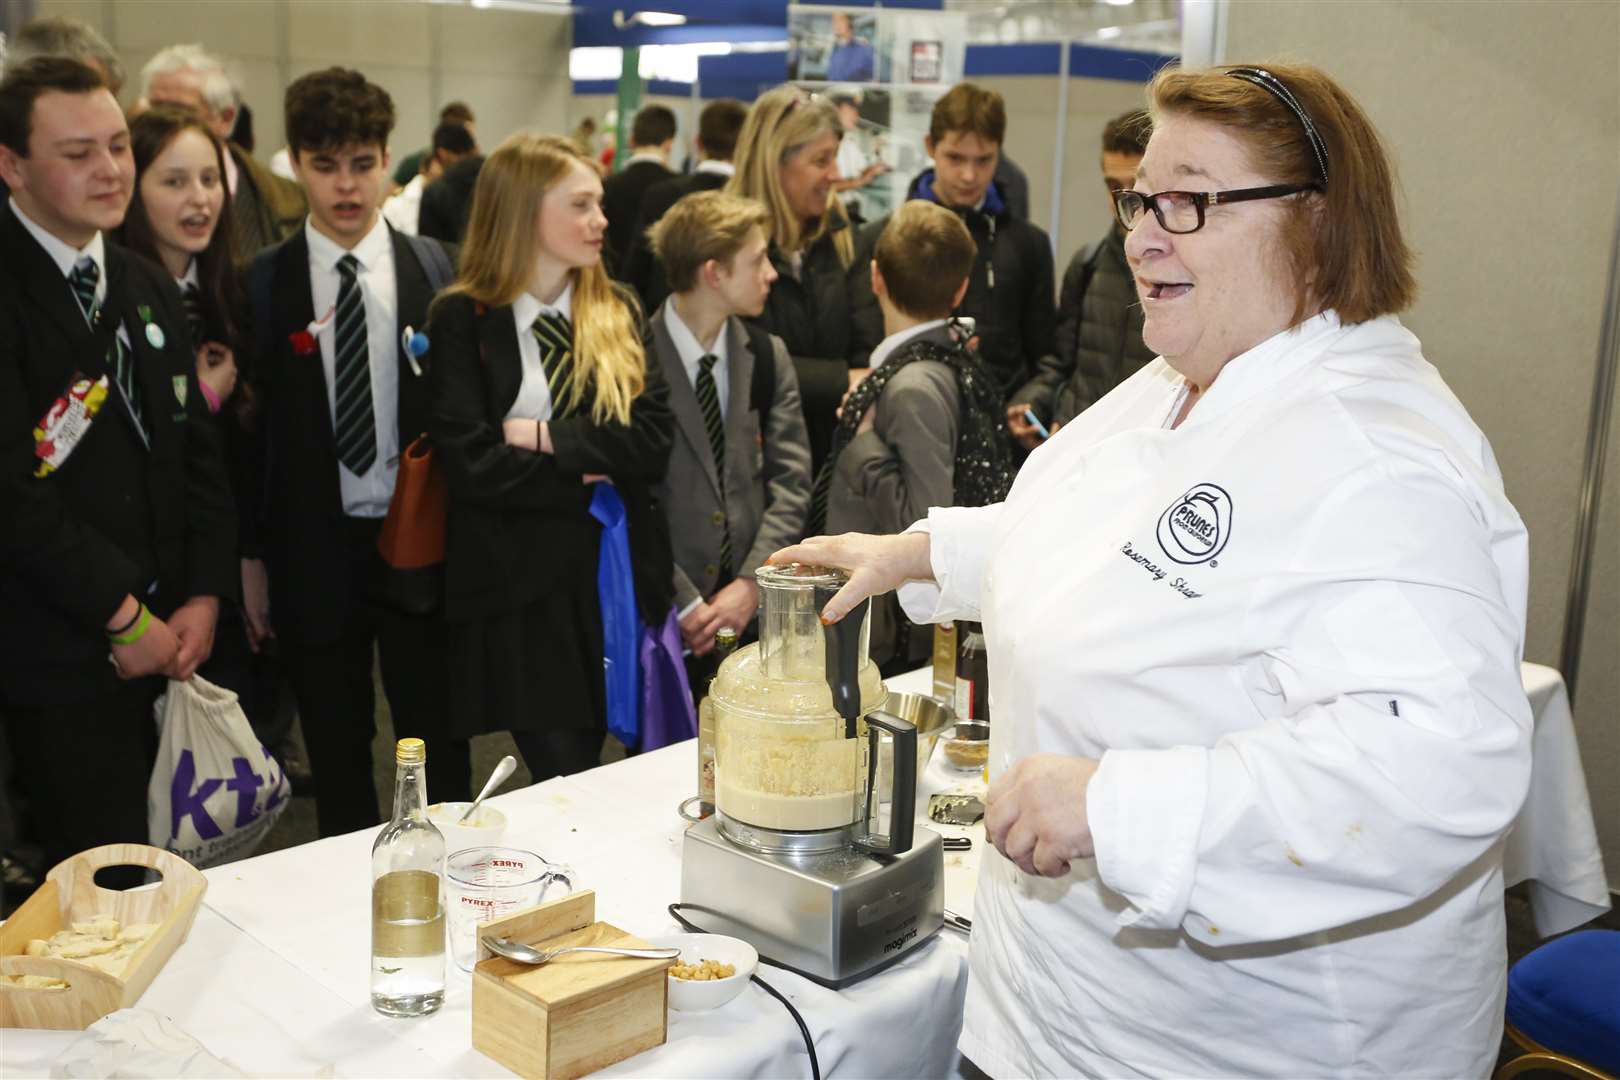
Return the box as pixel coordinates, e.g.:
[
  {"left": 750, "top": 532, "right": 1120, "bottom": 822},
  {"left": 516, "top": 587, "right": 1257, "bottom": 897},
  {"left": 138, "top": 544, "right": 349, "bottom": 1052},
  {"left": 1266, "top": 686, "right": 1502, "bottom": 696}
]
[{"left": 1112, "top": 184, "right": 1319, "bottom": 235}]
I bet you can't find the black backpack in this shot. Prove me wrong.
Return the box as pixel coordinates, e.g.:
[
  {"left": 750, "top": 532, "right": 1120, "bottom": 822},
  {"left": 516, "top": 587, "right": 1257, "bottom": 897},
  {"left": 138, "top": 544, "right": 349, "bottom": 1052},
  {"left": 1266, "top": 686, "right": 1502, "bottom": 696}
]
[
  {"left": 807, "top": 334, "right": 1016, "bottom": 534},
  {"left": 741, "top": 320, "right": 778, "bottom": 417}
]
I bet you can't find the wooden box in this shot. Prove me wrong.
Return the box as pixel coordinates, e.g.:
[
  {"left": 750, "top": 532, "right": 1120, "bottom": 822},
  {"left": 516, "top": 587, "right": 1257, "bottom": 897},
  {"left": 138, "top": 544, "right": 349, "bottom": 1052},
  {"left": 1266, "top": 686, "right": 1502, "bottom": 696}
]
[
  {"left": 0, "top": 844, "right": 207, "bottom": 1030},
  {"left": 471, "top": 890, "right": 673, "bottom": 1080}
]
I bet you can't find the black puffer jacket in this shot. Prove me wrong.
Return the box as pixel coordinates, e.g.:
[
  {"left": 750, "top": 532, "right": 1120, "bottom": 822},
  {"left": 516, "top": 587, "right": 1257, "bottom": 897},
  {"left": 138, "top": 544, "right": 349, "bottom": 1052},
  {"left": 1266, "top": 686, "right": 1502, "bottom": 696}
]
[
  {"left": 747, "top": 221, "right": 881, "bottom": 475},
  {"left": 857, "top": 171, "right": 1057, "bottom": 403},
  {"left": 1015, "top": 225, "right": 1156, "bottom": 428}
]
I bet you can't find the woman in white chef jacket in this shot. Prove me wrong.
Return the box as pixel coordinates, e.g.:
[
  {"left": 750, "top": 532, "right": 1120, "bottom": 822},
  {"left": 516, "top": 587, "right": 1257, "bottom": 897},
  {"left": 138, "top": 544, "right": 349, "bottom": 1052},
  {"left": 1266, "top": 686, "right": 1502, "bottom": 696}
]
[{"left": 774, "top": 61, "right": 1532, "bottom": 1079}]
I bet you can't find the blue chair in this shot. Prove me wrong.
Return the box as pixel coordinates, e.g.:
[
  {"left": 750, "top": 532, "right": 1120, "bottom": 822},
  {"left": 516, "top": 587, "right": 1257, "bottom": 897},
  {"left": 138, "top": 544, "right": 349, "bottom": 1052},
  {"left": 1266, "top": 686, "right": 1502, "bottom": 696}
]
[{"left": 1496, "top": 929, "right": 1620, "bottom": 1080}]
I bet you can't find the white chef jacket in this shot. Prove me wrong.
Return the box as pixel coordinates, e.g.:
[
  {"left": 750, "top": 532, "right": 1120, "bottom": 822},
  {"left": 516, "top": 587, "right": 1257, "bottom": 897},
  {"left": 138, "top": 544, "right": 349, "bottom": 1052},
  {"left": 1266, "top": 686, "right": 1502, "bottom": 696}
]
[{"left": 898, "top": 312, "right": 1532, "bottom": 1079}]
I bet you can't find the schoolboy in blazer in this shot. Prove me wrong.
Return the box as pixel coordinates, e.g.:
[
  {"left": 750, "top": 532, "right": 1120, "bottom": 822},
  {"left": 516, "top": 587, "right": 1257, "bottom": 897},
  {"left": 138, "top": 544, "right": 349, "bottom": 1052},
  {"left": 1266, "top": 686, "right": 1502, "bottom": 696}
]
[
  {"left": 601, "top": 104, "right": 675, "bottom": 274},
  {"left": 0, "top": 59, "right": 235, "bottom": 872},
  {"left": 241, "top": 68, "right": 465, "bottom": 837},
  {"left": 822, "top": 201, "right": 978, "bottom": 669},
  {"left": 644, "top": 192, "right": 811, "bottom": 660}
]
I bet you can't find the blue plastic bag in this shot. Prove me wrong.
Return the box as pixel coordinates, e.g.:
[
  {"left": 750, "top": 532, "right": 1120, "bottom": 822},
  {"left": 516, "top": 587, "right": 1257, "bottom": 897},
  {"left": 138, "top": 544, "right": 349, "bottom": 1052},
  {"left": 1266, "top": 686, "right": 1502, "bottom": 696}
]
[{"left": 589, "top": 482, "right": 642, "bottom": 748}]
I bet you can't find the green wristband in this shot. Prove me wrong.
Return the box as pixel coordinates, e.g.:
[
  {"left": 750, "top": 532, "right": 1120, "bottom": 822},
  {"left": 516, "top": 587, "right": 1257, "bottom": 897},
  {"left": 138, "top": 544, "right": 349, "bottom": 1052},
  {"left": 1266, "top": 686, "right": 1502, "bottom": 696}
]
[
  {"left": 105, "top": 601, "right": 142, "bottom": 636},
  {"left": 108, "top": 604, "right": 152, "bottom": 646}
]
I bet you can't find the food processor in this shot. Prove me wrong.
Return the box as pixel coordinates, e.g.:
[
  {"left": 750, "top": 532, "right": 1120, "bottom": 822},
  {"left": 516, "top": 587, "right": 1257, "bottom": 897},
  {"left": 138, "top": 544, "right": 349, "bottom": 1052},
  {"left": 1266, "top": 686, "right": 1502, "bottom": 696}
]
[{"left": 679, "top": 564, "right": 944, "bottom": 987}]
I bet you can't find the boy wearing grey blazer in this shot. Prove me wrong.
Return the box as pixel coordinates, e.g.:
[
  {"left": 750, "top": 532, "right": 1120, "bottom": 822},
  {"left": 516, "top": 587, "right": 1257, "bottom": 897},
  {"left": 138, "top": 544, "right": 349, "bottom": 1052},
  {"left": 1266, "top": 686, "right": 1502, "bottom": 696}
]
[
  {"left": 816, "top": 201, "right": 989, "bottom": 668},
  {"left": 646, "top": 192, "right": 812, "bottom": 660}
]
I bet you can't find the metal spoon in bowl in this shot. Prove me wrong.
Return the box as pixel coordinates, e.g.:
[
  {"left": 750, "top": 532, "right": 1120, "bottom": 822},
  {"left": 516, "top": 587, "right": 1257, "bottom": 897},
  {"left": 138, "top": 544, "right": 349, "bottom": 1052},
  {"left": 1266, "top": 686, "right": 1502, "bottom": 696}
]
[
  {"left": 460, "top": 754, "right": 517, "bottom": 823},
  {"left": 484, "top": 937, "right": 681, "bottom": 965}
]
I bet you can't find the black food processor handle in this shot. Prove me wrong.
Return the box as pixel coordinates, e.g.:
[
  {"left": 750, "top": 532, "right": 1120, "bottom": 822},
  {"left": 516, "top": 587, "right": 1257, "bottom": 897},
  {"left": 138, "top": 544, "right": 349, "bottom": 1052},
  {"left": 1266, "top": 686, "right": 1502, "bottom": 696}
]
[
  {"left": 855, "top": 711, "right": 917, "bottom": 856},
  {"left": 815, "top": 583, "right": 868, "bottom": 739},
  {"left": 814, "top": 583, "right": 914, "bottom": 854}
]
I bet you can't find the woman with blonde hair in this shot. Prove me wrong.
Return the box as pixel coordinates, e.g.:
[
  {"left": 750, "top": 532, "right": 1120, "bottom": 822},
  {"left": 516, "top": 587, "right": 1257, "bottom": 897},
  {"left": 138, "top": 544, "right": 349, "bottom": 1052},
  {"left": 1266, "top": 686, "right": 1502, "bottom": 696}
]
[
  {"left": 726, "top": 86, "right": 881, "bottom": 472},
  {"left": 427, "top": 132, "right": 674, "bottom": 779}
]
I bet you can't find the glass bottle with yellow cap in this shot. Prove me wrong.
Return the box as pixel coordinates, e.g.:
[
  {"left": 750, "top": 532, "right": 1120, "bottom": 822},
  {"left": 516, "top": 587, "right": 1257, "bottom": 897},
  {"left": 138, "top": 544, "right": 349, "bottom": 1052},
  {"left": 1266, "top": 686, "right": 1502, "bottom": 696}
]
[{"left": 371, "top": 737, "right": 446, "bottom": 1016}]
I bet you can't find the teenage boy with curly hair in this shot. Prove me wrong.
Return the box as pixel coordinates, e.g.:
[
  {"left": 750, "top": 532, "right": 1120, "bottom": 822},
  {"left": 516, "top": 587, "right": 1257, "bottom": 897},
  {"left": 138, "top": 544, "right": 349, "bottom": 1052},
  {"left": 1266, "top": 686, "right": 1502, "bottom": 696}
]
[{"left": 242, "top": 67, "right": 466, "bottom": 835}]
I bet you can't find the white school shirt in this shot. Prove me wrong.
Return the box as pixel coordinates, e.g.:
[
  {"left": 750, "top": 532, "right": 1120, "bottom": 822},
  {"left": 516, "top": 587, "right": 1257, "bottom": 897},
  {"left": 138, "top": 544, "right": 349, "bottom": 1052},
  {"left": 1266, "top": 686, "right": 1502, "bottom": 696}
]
[
  {"left": 306, "top": 216, "right": 399, "bottom": 517},
  {"left": 664, "top": 297, "right": 729, "bottom": 421},
  {"left": 898, "top": 312, "right": 1532, "bottom": 1079},
  {"left": 507, "top": 283, "right": 573, "bottom": 422}
]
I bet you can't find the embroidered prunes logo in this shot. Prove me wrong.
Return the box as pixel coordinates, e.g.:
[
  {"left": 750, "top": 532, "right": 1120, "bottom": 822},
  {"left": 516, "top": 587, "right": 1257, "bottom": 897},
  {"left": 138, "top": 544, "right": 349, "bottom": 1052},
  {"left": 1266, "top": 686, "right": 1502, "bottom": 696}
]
[{"left": 1156, "top": 483, "right": 1233, "bottom": 565}]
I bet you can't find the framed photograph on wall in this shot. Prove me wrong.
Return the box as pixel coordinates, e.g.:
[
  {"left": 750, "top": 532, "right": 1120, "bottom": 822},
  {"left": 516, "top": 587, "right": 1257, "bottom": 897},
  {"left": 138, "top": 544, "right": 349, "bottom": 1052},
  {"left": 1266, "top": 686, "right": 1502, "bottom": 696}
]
[
  {"left": 787, "top": 7, "right": 891, "bottom": 84},
  {"left": 909, "top": 40, "right": 943, "bottom": 83}
]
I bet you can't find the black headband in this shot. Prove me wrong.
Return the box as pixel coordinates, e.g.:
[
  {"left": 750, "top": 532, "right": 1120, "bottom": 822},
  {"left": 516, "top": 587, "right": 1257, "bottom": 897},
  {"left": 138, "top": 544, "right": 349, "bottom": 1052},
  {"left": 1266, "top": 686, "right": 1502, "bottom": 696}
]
[{"left": 1227, "top": 66, "right": 1329, "bottom": 186}]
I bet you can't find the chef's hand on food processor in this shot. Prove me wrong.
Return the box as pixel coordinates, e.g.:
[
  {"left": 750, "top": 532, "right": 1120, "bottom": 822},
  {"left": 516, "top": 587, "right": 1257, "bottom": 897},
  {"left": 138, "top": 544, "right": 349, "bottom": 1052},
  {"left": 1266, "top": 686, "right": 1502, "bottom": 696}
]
[
  {"left": 767, "top": 531, "right": 933, "bottom": 624},
  {"left": 985, "top": 753, "right": 1099, "bottom": 877}
]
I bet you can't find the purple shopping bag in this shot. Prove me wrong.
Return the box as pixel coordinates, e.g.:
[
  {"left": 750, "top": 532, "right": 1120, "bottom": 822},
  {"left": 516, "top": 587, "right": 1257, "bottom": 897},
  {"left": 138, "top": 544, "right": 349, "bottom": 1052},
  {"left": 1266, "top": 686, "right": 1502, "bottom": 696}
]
[{"left": 639, "top": 606, "right": 697, "bottom": 752}]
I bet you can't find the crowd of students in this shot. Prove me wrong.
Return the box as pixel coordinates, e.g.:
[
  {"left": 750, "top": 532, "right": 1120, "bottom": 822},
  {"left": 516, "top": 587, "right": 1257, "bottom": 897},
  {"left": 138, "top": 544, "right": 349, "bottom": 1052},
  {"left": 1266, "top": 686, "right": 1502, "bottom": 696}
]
[{"left": 0, "top": 18, "right": 1156, "bottom": 879}]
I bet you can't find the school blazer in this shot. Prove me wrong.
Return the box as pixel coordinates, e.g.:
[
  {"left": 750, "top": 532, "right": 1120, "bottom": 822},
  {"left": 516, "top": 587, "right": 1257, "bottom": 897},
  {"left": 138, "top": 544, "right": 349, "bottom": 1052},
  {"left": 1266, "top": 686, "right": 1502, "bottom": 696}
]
[
  {"left": 648, "top": 305, "right": 811, "bottom": 609},
  {"left": 425, "top": 291, "right": 676, "bottom": 626},
  {"left": 243, "top": 223, "right": 448, "bottom": 642},
  {"left": 0, "top": 204, "right": 236, "bottom": 705},
  {"left": 625, "top": 170, "right": 729, "bottom": 310},
  {"left": 602, "top": 159, "right": 673, "bottom": 276},
  {"left": 825, "top": 325, "right": 961, "bottom": 538},
  {"left": 825, "top": 324, "right": 961, "bottom": 666}
]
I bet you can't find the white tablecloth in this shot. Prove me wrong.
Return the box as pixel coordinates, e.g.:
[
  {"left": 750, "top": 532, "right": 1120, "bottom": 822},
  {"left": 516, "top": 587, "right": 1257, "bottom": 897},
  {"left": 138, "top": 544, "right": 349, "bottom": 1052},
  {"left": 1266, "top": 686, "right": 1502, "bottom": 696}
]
[
  {"left": 2, "top": 742, "right": 970, "bottom": 1079},
  {"left": 0, "top": 904, "right": 444, "bottom": 1078},
  {"left": 1504, "top": 663, "right": 1612, "bottom": 935}
]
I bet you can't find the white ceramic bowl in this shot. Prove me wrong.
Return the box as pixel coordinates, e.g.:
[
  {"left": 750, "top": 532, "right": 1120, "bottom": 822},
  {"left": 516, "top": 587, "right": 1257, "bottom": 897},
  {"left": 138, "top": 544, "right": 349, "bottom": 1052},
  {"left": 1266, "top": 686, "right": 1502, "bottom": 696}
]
[
  {"left": 648, "top": 933, "right": 757, "bottom": 1012},
  {"left": 425, "top": 801, "right": 507, "bottom": 855}
]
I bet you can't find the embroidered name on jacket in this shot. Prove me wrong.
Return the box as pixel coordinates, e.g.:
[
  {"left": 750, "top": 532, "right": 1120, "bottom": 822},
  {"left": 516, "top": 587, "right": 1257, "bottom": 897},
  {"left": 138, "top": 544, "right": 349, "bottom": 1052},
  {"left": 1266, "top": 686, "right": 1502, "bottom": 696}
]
[{"left": 1120, "top": 540, "right": 1203, "bottom": 599}]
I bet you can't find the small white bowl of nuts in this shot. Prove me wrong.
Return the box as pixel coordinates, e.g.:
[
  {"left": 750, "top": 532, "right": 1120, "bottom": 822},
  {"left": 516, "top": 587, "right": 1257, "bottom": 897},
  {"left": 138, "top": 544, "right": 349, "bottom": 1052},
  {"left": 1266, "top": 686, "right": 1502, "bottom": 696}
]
[{"left": 647, "top": 933, "right": 757, "bottom": 1012}]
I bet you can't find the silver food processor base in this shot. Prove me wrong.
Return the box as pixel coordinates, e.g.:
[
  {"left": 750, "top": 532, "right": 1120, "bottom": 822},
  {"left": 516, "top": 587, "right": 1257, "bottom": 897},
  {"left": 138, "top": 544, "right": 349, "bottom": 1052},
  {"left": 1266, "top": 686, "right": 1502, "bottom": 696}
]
[{"left": 679, "top": 815, "right": 944, "bottom": 988}]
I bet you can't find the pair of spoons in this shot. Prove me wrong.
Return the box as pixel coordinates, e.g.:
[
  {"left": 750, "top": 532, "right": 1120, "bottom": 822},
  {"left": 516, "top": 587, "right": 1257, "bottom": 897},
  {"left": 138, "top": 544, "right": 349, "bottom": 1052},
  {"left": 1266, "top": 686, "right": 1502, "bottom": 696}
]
[{"left": 484, "top": 938, "right": 681, "bottom": 966}]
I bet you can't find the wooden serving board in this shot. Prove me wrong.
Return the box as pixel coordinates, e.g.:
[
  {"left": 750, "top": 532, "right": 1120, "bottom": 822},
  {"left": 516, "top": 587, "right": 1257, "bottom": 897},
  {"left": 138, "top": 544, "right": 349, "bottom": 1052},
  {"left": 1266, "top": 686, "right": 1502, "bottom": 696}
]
[{"left": 0, "top": 844, "right": 207, "bottom": 1030}]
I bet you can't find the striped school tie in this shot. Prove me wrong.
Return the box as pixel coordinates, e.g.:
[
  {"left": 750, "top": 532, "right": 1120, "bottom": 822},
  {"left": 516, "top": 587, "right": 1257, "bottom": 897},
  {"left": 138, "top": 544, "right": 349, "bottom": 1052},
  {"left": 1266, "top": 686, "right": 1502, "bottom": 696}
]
[
  {"left": 530, "top": 311, "right": 576, "bottom": 416},
  {"left": 695, "top": 353, "right": 733, "bottom": 576},
  {"left": 68, "top": 255, "right": 98, "bottom": 318},
  {"left": 70, "top": 256, "right": 141, "bottom": 431},
  {"left": 331, "top": 254, "right": 377, "bottom": 476},
  {"left": 181, "top": 280, "right": 206, "bottom": 350}
]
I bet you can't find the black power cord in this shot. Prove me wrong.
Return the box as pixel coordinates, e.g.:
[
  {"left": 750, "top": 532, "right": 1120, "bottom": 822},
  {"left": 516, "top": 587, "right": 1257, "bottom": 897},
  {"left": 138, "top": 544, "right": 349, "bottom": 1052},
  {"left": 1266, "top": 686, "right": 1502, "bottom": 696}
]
[{"left": 668, "top": 902, "right": 822, "bottom": 1080}]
